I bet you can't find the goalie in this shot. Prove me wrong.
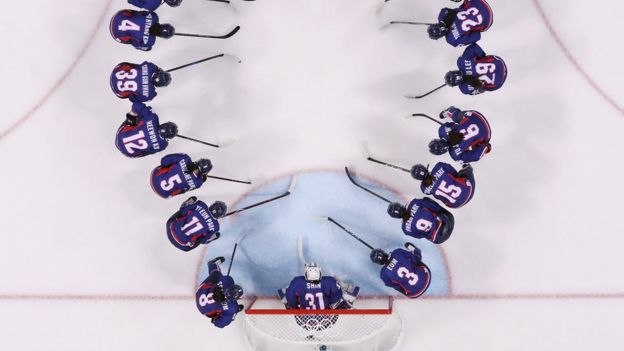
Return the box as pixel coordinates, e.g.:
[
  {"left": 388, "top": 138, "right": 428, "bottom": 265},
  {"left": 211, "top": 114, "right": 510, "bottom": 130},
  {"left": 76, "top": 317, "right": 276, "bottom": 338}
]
[{"left": 278, "top": 263, "right": 360, "bottom": 310}]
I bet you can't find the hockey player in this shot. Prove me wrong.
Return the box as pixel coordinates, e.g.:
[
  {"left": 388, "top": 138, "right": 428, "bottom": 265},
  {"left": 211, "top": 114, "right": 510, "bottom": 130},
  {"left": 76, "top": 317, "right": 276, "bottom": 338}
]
[
  {"left": 279, "top": 263, "right": 359, "bottom": 310},
  {"left": 195, "top": 256, "right": 244, "bottom": 328},
  {"left": 128, "top": 0, "right": 181, "bottom": 11},
  {"left": 110, "top": 61, "right": 171, "bottom": 102},
  {"left": 428, "top": 0, "right": 493, "bottom": 47},
  {"left": 115, "top": 102, "right": 177, "bottom": 158},
  {"left": 370, "top": 243, "right": 431, "bottom": 298},
  {"left": 150, "top": 153, "right": 212, "bottom": 198},
  {"left": 429, "top": 106, "right": 491, "bottom": 163},
  {"left": 110, "top": 9, "right": 174, "bottom": 51},
  {"left": 387, "top": 197, "right": 455, "bottom": 244},
  {"left": 445, "top": 43, "right": 507, "bottom": 95},
  {"left": 411, "top": 162, "right": 475, "bottom": 208},
  {"left": 166, "top": 196, "right": 226, "bottom": 251}
]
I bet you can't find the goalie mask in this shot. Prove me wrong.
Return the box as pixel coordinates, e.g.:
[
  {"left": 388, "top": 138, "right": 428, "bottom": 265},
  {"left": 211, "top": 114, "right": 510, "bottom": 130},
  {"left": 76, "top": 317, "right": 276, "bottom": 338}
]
[{"left": 304, "top": 262, "right": 322, "bottom": 283}]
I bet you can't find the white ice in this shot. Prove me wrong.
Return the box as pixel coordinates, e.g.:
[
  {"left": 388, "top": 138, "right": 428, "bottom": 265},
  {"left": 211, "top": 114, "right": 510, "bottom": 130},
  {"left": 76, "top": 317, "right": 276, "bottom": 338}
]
[{"left": 1, "top": 0, "right": 623, "bottom": 350}]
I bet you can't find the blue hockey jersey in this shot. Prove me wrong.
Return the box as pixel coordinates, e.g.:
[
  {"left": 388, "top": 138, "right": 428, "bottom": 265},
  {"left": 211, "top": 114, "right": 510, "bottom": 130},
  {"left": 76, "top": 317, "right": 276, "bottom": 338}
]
[
  {"left": 110, "top": 61, "right": 160, "bottom": 102},
  {"left": 195, "top": 263, "right": 240, "bottom": 328},
  {"left": 379, "top": 248, "right": 431, "bottom": 298},
  {"left": 109, "top": 9, "right": 158, "bottom": 51},
  {"left": 150, "top": 153, "right": 205, "bottom": 198},
  {"left": 457, "top": 43, "right": 507, "bottom": 95},
  {"left": 439, "top": 0, "right": 493, "bottom": 47},
  {"left": 439, "top": 107, "right": 492, "bottom": 163},
  {"left": 166, "top": 199, "right": 220, "bottom": 251},
  {"left": 421, "top": 162, "right": 475, "bottom": 208},
  {"left": 128, "top": 0, "right": 164, "bottom": 11},
  {"left": 284, "top": 276, "right": 343, "bottom": 310},
  {"left": 402, "top": 198, "right": 446, "bottom": 242},
  {"left": 115, "top": 102, "right": 169, "bottom": 158}
]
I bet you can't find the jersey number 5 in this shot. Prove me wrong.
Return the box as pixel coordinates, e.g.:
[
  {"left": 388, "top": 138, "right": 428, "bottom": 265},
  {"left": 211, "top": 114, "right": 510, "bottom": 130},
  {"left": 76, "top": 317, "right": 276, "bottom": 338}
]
[{"left": 160, "top": 174, "right": 183, "bottom": 192}]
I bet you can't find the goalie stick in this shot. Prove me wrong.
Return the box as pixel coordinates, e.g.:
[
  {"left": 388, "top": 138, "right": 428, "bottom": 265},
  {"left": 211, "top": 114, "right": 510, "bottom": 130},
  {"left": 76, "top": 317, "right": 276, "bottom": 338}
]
[
  {"left": 224, "top": 176, "right": 296, "bottom": 217},
  {"left": 226, "top": 229, "right": 249, "bottom": 276},
  {"left": 388, "top": 21, "right": 436, "bottom": 26}
]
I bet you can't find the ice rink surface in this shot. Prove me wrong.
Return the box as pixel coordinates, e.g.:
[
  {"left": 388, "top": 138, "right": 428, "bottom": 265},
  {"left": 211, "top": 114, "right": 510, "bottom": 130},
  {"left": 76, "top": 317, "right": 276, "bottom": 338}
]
[{"left": 1, "top": 0, "right": 624, "bottom": 350}]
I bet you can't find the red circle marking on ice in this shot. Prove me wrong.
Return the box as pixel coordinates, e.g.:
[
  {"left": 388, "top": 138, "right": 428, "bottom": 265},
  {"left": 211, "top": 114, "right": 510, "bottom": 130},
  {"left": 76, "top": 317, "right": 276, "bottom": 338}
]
[
  {"left": 0, "top": 0, "right": 114, "bottom": 141},
  {"left": 533, "top": 0, "right": 623, "bottom": 116}
]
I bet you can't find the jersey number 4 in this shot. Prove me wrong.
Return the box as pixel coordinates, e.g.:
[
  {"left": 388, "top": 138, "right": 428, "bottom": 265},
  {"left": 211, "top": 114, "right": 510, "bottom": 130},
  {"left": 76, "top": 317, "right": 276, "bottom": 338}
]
[{"left": 118, "top": 19, "right": 140, "bottom": 32}]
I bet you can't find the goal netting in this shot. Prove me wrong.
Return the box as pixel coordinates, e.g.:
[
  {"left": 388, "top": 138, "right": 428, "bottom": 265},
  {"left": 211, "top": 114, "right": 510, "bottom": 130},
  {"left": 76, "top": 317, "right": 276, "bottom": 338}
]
[{"left": 243, "top": 297, "right": 403, "bottom": 351}]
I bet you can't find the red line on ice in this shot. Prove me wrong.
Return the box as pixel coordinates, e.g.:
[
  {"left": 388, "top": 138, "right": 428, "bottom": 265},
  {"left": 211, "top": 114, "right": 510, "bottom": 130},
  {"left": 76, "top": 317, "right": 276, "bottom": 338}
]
[
  {"left": 533, "top": 0, "right": 623, "bottom": 115},
  {"left": 0, "top": 0, "right": 114, "bottom": 140}
]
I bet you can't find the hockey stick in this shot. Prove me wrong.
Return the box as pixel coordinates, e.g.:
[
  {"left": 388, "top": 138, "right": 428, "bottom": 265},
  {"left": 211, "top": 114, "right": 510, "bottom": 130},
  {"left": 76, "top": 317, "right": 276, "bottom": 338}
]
[
  {"left": 207, "top": 0, "right": 230, "bottom": 3},
  {"left": 226, "top": 230, "right": 249, "bottom": 276},
  {"left": 166, "top": 53, "right": 237, "bottom": 73},
  {"left": 174, "top": 26, "right": 240, "bottom": 40},
  {"left": 345, "top": 167, "right": 392, "bottom": 204},
  {"left": 177, "top": 134, "right": 220, "bottom": 148},
  {"left": 297, "top": 236, "right": 307, "bottom": 266},
  {"left": 404, "top": 83, "right": 447, "bottom": 100},
  {"left": 406, "top": 113, "right": 444, "bottom": 126},
  {"left": 325, "top": 217, "right": 375, "bottom": 250},
  {"left": 224, "top": 176, "right": 296, "bottom": 217},
  {"left": 389, "top": 21, "right": 436, "bottom": 26},
  {"left": 206, "top": 175, "right": 251, "bottom": 185},
  {"left": 366, "top": 157, "right": 411, "bottom": 173}
]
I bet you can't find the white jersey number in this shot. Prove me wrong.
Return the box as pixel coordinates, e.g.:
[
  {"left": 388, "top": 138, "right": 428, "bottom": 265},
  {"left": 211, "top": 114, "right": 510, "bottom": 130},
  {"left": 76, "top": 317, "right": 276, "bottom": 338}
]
[
  {"left": 181, "top": 216, "right": 204, "bottom": 236},
  {"left": 160, "top": 174, "right": 183, "bottom": 192},
  {"left": 434, "top": 180, "right": 462, "bottom": 204},
  {"left": 397, "top": 267, "right": 419, "bottom": 286},
  {"left": 115, "top": 69, "right": 139, "bottom": 92},
  {"left": 460, "top": 124, "right": 480, "bottom": 140},
  {"left": 118, "top": 19, "right": 140, "bottom": 32},
  {"left": 457, "top": 7, "right": 483, "bottom": 32},
  {"left": 304, "top": 292, "right": 326, "bottom": 310},
  {"left": 198, "top": 293, "right": 215, "bottom": 307},
  {"left": 475, "top": 63, "right": 497, "bottom": 85},
  {"left": 122, "top": 130, "right": 148, "bottom": 154},
  {"left": 415, "top": 219, "right": 433, "bottom": 232}
]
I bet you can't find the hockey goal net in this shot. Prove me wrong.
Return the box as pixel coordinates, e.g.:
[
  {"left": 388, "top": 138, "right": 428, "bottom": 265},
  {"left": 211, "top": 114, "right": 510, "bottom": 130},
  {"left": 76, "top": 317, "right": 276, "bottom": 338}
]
[{"left": 243, "top": 297, "right": 402, "bottom": 351}]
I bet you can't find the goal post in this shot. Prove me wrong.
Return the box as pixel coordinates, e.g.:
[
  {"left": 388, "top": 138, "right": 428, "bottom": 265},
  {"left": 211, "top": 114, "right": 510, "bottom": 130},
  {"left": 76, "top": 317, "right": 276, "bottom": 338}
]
[{"left": 243, "top": 297, "right": 403, "bottom": 351}]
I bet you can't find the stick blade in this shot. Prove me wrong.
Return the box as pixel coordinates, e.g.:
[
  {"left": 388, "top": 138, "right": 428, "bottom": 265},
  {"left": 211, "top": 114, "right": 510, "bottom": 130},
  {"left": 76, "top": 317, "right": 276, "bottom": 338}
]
[
  {"left": 297, "top": 236, "right": 307, "bottom": 266},
  {"left": 287, "top": 176, "right": 298, "bottom": 194}
]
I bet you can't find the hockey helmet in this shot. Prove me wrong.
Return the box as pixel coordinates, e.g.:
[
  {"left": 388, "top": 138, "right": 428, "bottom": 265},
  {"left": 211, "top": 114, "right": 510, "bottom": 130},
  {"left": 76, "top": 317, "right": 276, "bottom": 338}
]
[
  {"left": 429, "top": 139, "right": 449, "bottom": 156},
  {"left": 152, "top": 70, "right": 171, "bottom": 87},
  {"left": 158, "top": 122, "right": 178, "bottom": 139},
  {"left": 209, "top": 201, "right": 228, "bottom": 219},
  {"left": 410, "top": 164, "right": 430, "bottom": 181},
  {"left": 387, "top": 203, "right": 407, "bottom": 219},
  {"left": 370, "top": 249, "right": 390, "bottom": 265},
  {"left": 225, "top": 284, "right": 244, "bottom": 301},
  {"left": 304, "top": 263, "right": 322, "bottom": 283}
]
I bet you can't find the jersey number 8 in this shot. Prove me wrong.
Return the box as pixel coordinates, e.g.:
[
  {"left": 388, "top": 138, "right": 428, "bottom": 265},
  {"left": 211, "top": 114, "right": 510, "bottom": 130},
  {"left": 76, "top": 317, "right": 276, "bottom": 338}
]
[{"left": 198, "top": 293, "right": 215, "bottom": 307}]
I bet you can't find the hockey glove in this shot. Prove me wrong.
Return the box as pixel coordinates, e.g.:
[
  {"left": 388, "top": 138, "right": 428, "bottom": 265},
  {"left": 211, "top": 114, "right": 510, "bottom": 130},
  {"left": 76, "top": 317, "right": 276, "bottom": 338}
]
[
  {"left": 463, "top": 75, "right": 484, "bottom": 89},
  {"left": 447, "top": 130, "right": 464, "bottom": 146}
]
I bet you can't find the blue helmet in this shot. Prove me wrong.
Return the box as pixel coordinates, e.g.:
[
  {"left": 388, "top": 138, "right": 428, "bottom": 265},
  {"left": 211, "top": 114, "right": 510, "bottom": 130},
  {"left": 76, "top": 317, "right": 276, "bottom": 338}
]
[
  {"left": 370, "top": 249, "right": 389, "bottom": 265},
  {"left": 209, "top": 201, "right": 227, "bottom": 218},
  {"left": 152, "top": 70, "right": 171, "bottom": 87},
  {"left": 158, "top": 122, "right": 178, "bottom": 139},
  {"left": 427, "top": 23, "right": 448, "bottom": 40},
  {"left": 225, "top": 284, "right": 244, "bottom": 301},
  {"left": 429, "top": 139, "right": 448, "bottom": 156},
  {"left": 410, "top": 164, "right": 429, "bottom": 181},
  {"left": 195, "top": 159, "right": 213, "bottom": 176},
  {"left": 387, "top": 203, "right": 406, "bottom": 219},
  {"left": 164, "top": 0, "right": 182, "bottom": 6}
]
